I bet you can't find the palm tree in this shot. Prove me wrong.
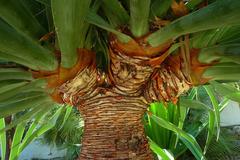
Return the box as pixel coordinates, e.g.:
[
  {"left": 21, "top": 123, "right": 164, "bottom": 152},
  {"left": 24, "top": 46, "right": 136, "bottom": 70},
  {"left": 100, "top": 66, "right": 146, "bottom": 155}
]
[{"left": 0, "top": 0, "right": 240, "bottom": 159}]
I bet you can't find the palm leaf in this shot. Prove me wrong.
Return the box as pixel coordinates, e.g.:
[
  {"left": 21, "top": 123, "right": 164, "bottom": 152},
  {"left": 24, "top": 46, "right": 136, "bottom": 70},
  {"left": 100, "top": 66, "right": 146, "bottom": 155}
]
[
  {"left": 0, "top": 19, "right": 57, "bottom": 71},
  {"left": 0, "top": 118, "right": 6, "bottom": 160},
  {"left": 149, "top": 114, "right": 206, "bottom": 160},
  {"left": 0, "top": 68, "right": 33, "bottom": 81},
  {"left": 147, "top": 0, "right": 240, "bottom": 46},
  {"left": 86, "top": 10, "right": 131, "bottom": 43},
  {"left": 101, "top": 0, "right": 129, "bottom": 27},
  {"left": 0, "top": 0, "right": 45, "bottom": 38},
  {"left": 130, "top": 0, "right": 150, "bottom": 37},
  {"left": 52, "top": 0, "right": 91, "bottom": 68}
]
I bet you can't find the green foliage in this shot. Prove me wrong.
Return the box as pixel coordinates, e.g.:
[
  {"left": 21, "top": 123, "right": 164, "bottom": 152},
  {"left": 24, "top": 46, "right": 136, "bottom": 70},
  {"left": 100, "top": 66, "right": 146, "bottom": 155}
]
[
  {"left": 0, "top": 118, "right": 6, "bottom": 160},
  {"left": 0, "top": 0, "right": 46, "bottom": 38},
  {"left": 52, "top": 0, "right": 91, "bottom": 68},
  {"left": 0, "top": 19, "right": 57, "bottom": 71},
  {"left": 0, "top": 105, "right": 64, "bottom": 160},
  {"left": 0, "top": 1, "right": 240, "bottom": 159},
  {"left": 101, "top": 0, "right": 129, "bottom": 27},
  {"left": 147, "top": 0, "right": 240, "bottom": 46},
  {"left": 150, "top": 0, "right": 173, "bottom": 18},
  {"left": 145, "top": 84, "right": 240, "bottom": 160},
  {"left": 130, "top": 0, "right": 150, "bottom": 37},
  {"left": 42, "top": 106, "right": 84, "bottom": 160}
]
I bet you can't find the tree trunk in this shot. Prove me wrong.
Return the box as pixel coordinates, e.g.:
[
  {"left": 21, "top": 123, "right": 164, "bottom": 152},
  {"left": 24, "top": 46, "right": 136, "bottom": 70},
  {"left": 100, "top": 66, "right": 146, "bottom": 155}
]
[
  {"left": 56, "top": 35, "right": 194, "bottom": 159},
  {"left": 77, "top": 95, "right": 153, "bottom": 159}
]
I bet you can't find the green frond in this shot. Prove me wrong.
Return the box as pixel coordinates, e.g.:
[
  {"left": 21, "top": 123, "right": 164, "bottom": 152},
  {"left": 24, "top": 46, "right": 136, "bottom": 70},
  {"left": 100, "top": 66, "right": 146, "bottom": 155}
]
[
  {"left": 0, "top": 95, "right": 51, "bottom": 118},
  {"left": 0, "top": 0, "right": 45, "bottom": 38},
  {"left": 0, "top": 68, "right": 33, "bottom": 81},
  {"left": 150, "top": 0, "right": 172, "bottom": 18},
  {"left": 86, "top": 10, "right": 131, "bottom": 43},
  {"left": 102, "top": 0, "right": 129, "bottom": 28},
  {"left": 149, "top": 113, "right": 206, "bottom": 160},
  {"left": 52, "top": 0, "right": 91, "bottom": 68},
  {"left": 191, "top": 25, "right": 240, "bottom": 48},
  {"left": 185, "top": 0, "right": 204, "bottom": 10},
  {"left": 0, "top": 19, "right": 57, "bottom": 71},
  {"left": 203, "top": 63, "right": 240, "bottom": 81},
  {"left": 210, "top": 81, "right": 240, "bottom": 103},
  {"left": 0, "top": 118, "right": 6, "bottom": 160},
  {"left": 198, "top": 44, "right": 240, "bottom": 64},
  {"left": 147, "top": 0, "right": 240, "bottom": 46},
  {"left": 130, "top": 0, "right": 151, "bottom": 37}
]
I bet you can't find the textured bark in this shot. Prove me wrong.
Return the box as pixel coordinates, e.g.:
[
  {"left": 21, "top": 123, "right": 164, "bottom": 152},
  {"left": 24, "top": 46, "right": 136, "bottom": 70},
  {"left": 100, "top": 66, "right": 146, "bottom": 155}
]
[
  {"left": 59, "top": 48, "right": 155, "bottom": 159},
  {"left": 56, "top": 35, "right": 197, "bottom": 159},
  {"left": 78, "top": 93, "right": 152, "bottom": 159}
]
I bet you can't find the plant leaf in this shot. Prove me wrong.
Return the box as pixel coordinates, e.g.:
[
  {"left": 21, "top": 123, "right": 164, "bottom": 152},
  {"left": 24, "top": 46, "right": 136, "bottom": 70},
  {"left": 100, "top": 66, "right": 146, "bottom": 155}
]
[
  {"left": 52, "top": 0, "right": 91, "bottom": 68},
  {"left": 9, "top": 122, "right": 26, "bottom": 160},
  {"left": 130, "top": 0, "right": 150, "bottom": 37},
  {"left": 0, "top": 68, "right": 33, "bottom": 81},
  {"left": 18, "top": 106, "right": 63, "bottom": 153},
  {"left": 0, "top": 20, "right": 57, "bottom": 71},
  {"left": 198, "top": 44, "right": 240, "bottom": 64},
  {"left": 147, "top": 0, "right": 240, "bottom": 46},
  {"left": 180, "top": 98, "right": 215, "bottom": 154},
  {"left": 204, "top": 86, "right": 220, "bottom": 140},
  {"left": 0, "top": 95, "right": 51, "bottom": 118},
  {"left": 0, "top": 0, "right": 45, "bottom": 38},
  {"left": 149, "top": 138, "right": 173, "bottom": 160},
  {"left": 0, "top": 118, "right": 6, "bottom": 160},
  {"left": 203, "top": 63, "right": 240, "bottom": 81},
  {"left": 102, "top": 0, "right": 129, "bottom": 27},
  {"left": 86, "top": 10, "right": 131, "bottom": 43},
  {"left": 149, "top": 113, "right": 206, "bottom": 160},
  {"left": 150, "top": 0, "right": 173, "bottom": 18}
]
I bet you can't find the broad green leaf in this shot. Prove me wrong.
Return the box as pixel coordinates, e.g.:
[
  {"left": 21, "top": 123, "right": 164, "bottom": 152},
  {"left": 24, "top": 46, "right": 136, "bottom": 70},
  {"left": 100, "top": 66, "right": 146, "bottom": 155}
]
[
  {"left": 86, "top": 10, "right": 131, "bottom": 43},
  {"left": 18, "top": 106, "right": 63, "bottom": 153},
  {"left": 52, "top": 0, "right": 91, "bottom": 68},
  {"left": 2, "top": 91, "right": 47, "bottom": 105},
  {"left": 148, "top": 102, "right": 169, "bottom": 148},
  {"left": 204, "top": 110, "right": 215, "bottom": 154},
  {"left": 102, "top": 0, "right": 129, "bottom": 27},
  {"left": 204, "top": 86, "right": 220, "bottom": 140},
  {"left": 149, "top": 114, "right": 205, "bottom": 160},
  {"left": 198, "top": 44, "right": 240, "bottom": 64},
  {"left": 59, "top": 105, "right": 73, "bottom": 129},
  {"left": 0, "top": 51, "right": 37, "bottom": 70},
  {"left": 130, "top": 0, "right": 150, "bottom": 37},
  {"left": 147, "top": 0, "right": 240, "bottom": 46},
  {"left": 9, "top": 122, "right": 26, "bottom": 160},
  {"left": 0, "top": 82, "right": 27, "bottom": 95},
  {"left": 0, "top": 106, "right": 48, "bottom": 134},
  {"left": 149, "top": 138, "right": 173, "bottom": 160},
  {"left": 0, "top": 68, "right": 33, "bottom": 81},
  {"left": 0, "top": 20, "right": 57, "bottom": 71},
  {"left": 180, "top": 98, "right": 212, "bottom": 111},
  {"left": 174, "top": 96, "right": 230, "bottom": 158},
  {"left": 20, "top": 103, "right": 55, "bottom": 147},
  {"left": 180, "top": 98, "right": 215, "bottom": 154},
  {"left": 0, "top": 95, "right": 51, "bottom": 118},
  {"left": 0, "top": 0, "right": 45, "bottom": 38},
  {"left": 186, "top": 0, "right": 204, "bottom": 10},
  {"left": 0, "top": 79, "right": 47, "bottom": 102},
  {"left": 191, "top": 25, "right": 240, "bottom": 48},
  {"left": 151, "top": 0, "right": 173, "bottom": 18},
  {"left": 203, "top": 63, "right": 240, "bottom": 81},
  {"left": 0, "top": 118, "right": 6, "bottom": 160},
  {"left": 210, "top": 81, "right": 240, "bottom": 103}
]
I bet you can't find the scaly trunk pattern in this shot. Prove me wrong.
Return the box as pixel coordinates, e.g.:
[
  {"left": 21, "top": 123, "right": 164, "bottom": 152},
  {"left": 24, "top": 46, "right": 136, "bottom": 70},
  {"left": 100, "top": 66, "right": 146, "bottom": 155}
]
[{"left": 53, "top": 35, "right": 206, "bottom": 159}]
